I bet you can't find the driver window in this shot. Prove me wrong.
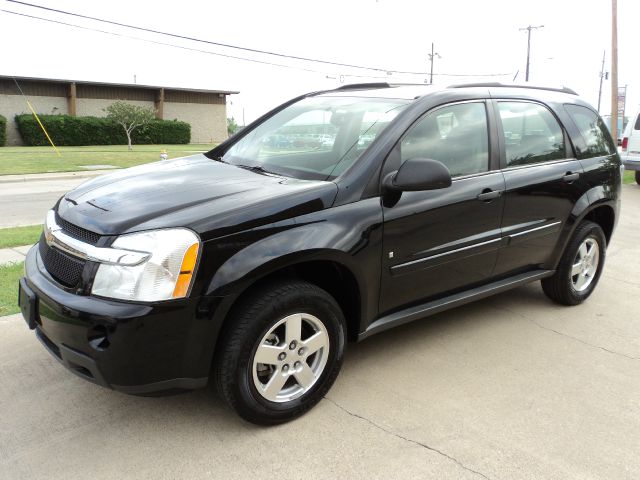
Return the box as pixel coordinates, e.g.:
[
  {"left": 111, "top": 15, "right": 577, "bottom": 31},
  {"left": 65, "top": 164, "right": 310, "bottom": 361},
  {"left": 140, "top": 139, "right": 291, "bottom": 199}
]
[{"left": 400, "top": 102, "right": 489, "bottom": 177}]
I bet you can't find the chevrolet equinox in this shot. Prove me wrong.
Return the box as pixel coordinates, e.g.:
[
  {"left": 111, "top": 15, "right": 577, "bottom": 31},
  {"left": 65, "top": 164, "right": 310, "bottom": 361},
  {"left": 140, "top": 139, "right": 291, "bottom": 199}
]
[{"left": 19, "top": 83, "right": 621, "bottom": 424}]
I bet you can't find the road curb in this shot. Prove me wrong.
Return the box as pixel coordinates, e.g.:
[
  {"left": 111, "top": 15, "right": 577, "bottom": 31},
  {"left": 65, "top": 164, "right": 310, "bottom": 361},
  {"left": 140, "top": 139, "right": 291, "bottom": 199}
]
[{"left": 0, "top": 169, "right": 118, "bottom": 184}]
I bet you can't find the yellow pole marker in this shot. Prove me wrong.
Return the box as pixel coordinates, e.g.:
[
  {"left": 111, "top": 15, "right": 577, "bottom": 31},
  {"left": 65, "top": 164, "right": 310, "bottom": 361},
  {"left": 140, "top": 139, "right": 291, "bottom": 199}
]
[{"left": 26, "top": 100, "right": 61, "bottom": 157}]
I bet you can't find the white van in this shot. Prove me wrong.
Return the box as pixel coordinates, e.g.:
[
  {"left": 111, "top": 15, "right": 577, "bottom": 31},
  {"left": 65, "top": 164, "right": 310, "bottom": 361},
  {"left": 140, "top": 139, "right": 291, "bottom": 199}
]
[{"left": 621, "top": 112, "right": 640, "bottom": 183}]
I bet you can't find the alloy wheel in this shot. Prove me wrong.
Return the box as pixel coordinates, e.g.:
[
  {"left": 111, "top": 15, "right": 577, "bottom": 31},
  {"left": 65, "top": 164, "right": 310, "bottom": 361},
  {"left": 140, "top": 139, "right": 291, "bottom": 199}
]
[{"left": 252, "top": 313, "right": 330, "bottom": 403}]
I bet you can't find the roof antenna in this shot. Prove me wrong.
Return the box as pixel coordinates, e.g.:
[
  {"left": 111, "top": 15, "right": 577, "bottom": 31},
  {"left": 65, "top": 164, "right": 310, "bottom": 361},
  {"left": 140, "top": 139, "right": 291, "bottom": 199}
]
[{"left": 512, "top": 70, "right": 519, "bottom": 82}]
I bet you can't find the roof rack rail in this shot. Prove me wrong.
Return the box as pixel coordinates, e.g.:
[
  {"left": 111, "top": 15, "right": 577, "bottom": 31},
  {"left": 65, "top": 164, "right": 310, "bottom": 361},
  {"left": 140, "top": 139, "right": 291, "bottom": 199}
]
[
  {"left": 448, "top": 82, "right": 578, "bottom": 95},
  {"left": 334, "top": 83, "right": 391, "bottom": 91}
]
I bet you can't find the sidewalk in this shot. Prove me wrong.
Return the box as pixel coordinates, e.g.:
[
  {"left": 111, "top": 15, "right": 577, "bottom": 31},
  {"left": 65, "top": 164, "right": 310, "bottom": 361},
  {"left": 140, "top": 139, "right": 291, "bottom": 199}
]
[
  {"left": 0, "top": 244, "right": 32, "bottom": 265},
  {"left": 0, "top": 169, "right": 118, "bottom": 184}
]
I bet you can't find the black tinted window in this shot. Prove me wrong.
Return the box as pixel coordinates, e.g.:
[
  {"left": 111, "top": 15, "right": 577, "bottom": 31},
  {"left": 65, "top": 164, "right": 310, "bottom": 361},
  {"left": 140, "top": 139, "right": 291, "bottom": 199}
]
[
  {"left": 400, "top": 102, "right": 488, "bottom": 177},
  {"left": 634, "top": 113, "right": 640, "bottom": 130},
  {"left": 498, "top": 102, "right": 566, "bottom": 166},
  {"left": 565, "top": 105, "right": 615, "bottom": 158}
]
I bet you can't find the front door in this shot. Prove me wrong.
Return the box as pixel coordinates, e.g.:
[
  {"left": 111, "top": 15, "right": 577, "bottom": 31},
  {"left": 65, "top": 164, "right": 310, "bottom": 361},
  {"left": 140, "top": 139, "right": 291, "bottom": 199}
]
[{"left": 380, "top": 101, "right": 504, "bottom": 314}]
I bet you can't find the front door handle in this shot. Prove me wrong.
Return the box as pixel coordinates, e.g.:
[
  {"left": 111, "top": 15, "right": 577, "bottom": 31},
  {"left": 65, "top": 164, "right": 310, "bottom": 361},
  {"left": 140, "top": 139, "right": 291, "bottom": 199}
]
[
  {"left": 562, "top": 172, "right": 580, "bottom": 182},
  {"left": 476, "top": 188, "right": 502, "bottom": 202}
]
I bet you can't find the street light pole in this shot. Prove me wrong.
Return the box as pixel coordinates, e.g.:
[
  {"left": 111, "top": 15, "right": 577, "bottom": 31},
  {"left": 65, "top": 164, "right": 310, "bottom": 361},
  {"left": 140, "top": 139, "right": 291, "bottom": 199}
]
[
  {"left": 428, "top": 43, "right": 441, "bottom": 85},
  {"left": 519, "top": 25, "right": 544, "bottom": 82}
]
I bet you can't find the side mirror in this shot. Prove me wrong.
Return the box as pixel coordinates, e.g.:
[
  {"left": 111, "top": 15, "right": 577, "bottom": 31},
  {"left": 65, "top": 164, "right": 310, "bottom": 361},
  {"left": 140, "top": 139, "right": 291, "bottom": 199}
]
[{"left": 384, "top": 157, "right": 452, "bottom": 192}]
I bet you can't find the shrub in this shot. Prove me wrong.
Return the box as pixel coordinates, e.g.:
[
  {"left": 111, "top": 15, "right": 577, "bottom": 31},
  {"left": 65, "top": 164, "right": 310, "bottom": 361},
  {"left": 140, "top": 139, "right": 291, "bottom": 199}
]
[
  {"left": 134, "top": 120, "right": 190, "bottom": 145},
  {"left": 15, "top": 114, "right": 190, "bottom": 146},
  {"left": 0, "top": 114, "right": 7, "bottom": 146}
]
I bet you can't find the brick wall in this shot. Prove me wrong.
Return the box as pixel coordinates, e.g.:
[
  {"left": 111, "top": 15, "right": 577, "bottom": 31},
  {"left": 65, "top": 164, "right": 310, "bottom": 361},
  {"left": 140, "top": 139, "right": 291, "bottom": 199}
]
[
  {"left": 164, "top": 102, "right": 228, "bottom": 144},
  {"left": 76, "top": 98, "right": 154, "bottom": 117}
]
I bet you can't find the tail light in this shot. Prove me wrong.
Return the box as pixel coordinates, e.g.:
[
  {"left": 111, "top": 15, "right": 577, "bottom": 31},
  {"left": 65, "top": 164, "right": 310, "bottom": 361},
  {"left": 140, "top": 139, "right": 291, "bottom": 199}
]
[{"left": 622, "top": 137, "right": 628, "bottom": 151}]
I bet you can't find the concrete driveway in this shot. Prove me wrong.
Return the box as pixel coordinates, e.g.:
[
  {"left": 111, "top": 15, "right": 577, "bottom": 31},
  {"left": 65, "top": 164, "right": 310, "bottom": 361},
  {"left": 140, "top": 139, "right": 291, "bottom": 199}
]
[{"left": 2, "top": 187, "right": 640, "bottom": 480}]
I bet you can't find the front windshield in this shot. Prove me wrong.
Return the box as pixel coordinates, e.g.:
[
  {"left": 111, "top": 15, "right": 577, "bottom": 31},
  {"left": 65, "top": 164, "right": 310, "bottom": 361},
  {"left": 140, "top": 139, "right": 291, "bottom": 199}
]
[{"left": 222, "top": 96, "right": 409, "bottom": 180}]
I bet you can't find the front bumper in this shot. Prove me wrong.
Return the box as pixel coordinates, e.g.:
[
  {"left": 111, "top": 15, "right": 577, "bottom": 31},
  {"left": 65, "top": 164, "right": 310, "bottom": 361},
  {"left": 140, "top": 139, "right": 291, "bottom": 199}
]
[{"left": 20, "top": 245, "right": 215, "bottom": 394}]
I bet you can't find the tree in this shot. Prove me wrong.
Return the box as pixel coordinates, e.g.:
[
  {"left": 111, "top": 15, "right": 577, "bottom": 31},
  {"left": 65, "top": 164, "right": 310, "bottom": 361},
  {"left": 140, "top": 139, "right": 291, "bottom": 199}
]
[
  {"left": 105, "top": 101, "right": 155, "bottom": 150},
  {"left": 227, "top": 116, "right": 238, "bottom": 136}
]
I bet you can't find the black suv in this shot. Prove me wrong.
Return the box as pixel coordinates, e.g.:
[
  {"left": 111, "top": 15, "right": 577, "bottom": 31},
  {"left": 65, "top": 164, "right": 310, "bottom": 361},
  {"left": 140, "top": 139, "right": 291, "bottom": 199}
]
[{"left": 19, "top": 83, "right": 621, "bottom": 424}]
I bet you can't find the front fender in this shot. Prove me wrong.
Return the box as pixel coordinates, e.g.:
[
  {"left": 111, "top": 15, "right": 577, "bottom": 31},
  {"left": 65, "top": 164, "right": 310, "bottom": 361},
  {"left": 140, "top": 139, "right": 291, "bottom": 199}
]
[
  {"left": 208, "top": 229, "right": 366, "bottom": 295},
  {"left": 204, "top": 198, "right": 384, "bottom": 331}
]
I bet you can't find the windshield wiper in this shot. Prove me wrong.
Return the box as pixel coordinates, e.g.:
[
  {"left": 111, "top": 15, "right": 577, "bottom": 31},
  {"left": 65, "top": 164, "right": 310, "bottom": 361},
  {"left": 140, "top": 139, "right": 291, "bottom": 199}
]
[{"left": 235, "top": 164, "right": 279, "bottom": 176}]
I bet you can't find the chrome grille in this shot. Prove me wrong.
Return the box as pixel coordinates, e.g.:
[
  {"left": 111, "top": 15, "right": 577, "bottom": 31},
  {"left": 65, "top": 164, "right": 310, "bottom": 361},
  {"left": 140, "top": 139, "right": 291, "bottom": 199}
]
[
  {"left": 39, "top": 234, "right": 86, "bottom": 287},
  {"left": 56, "top": 212, "right": 100, "bottom": 245}
]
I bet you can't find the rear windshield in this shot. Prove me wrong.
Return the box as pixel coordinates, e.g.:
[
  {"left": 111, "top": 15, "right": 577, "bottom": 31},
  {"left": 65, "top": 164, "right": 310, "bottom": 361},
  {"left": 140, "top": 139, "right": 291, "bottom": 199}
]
[{"left": 221, "top": 96, "right": 409, "bottom": 180}]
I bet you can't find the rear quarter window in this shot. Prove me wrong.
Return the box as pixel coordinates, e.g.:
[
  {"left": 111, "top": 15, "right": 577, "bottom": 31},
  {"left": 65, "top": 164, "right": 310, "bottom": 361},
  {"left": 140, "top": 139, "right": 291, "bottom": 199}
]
[{"left": 564, "top": 105, "right": 616, "bottom": 158}]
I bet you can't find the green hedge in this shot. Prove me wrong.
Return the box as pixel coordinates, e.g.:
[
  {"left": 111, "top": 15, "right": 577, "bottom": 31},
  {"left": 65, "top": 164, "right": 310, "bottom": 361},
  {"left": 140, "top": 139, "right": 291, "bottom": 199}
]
[
  {"left": 0, "top": 114, "right": 6, "bottom": 146},
  {"left": 15, "top": 114, "right": 190, "bottom": 146},
  {"left": 136, "top": 120, "right": 191, "bottom": 145}
]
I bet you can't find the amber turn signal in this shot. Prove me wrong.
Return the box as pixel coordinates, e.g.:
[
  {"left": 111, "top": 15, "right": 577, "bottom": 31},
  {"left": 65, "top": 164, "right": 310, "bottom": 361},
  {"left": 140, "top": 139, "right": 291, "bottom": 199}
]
[{"left": 172, "top": 243, "right": 199, "bottom": 298}]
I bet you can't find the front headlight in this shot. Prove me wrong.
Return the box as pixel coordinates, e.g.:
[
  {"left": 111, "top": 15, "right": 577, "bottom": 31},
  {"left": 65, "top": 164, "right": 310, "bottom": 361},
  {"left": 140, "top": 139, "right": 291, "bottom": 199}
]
[{"left": 91, "top": 228, "right": 200, "bottom": 302}]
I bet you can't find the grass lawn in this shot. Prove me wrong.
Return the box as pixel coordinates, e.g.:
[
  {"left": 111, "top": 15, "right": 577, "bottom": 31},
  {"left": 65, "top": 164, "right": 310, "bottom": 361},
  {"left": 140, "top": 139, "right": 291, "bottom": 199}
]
[
  {"left": 0, "top": 144, "right": 216, "bottom": 175},
  {"left": 0, "top": 262, "right": 23, "bottom": 316},
  {"left": 624, "top": 170, "right": 638, "bottom": 185},
  {"left": 0, "top": 225, "right": 42, "bottom": 249}
]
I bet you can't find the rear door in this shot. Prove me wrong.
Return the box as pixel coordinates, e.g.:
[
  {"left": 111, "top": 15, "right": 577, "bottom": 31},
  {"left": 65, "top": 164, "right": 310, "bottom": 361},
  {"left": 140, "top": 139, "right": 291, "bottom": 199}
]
[
  {"left": 492, "top": 100, "right": 586, "bottom": 276},
  {"left": 380, "top": 100, "right": 505, "bottom": 314}
]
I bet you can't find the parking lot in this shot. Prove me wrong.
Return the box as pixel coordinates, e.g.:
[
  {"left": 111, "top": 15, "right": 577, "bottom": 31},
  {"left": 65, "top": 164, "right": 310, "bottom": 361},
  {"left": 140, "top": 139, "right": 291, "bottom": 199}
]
[{"left": 1, "top": 185, "right": 639, "bottom": 480}]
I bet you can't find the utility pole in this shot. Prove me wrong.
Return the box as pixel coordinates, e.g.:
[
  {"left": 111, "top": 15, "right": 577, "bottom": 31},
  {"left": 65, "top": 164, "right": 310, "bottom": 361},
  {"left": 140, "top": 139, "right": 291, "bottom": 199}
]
[
  {"left": 428, "top": 43, "right": 441, "bottom": 85},
  {"left": 597, "top": 50, "right": 608, "bottom": 112},
  {"left": 519, "top": 25, "right": 544, "bottom": 82},
  {"left": 610, "top": 0, "right": 619, "bottom": 142}
]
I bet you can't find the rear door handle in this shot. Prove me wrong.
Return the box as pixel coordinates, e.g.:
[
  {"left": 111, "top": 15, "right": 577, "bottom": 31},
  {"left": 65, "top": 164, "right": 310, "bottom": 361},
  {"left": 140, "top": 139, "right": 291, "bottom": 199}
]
[
  {"left": 476, "top": 188, "right": 502, "bottom": 202},
  {"left": 562, "top": 172, "right": 580, "bottom": 182}
]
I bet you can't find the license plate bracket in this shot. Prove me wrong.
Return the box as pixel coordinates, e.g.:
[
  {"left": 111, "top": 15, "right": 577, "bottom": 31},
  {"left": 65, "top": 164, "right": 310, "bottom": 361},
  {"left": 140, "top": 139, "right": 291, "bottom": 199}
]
[{"left": 18, "top": 278, "right": 38, "bottom": 330}]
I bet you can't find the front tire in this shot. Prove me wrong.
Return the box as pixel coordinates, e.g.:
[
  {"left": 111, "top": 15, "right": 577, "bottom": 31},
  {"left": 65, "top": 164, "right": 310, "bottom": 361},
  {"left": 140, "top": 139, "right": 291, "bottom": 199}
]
[
  {"left": 542, "top": 221, "right": 606, "bottom": 305},
  {"left": 635, "top": 171, "right": 640, "bottom": 185},
  {"left": 214, "top": 279, "right": 346, "bottom": 425}
]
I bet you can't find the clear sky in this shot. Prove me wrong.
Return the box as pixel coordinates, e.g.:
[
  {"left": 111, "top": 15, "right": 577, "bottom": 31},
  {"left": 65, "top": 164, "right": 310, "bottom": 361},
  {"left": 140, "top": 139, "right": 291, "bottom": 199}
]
[{"left": 1, "top": 0, "right": 638, "bottom": 125}]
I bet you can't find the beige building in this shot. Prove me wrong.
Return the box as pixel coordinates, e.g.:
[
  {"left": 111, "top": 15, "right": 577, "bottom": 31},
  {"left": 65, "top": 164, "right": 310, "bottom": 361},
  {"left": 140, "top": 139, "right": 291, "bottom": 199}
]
[{"left": 0, "top": 76, "right": 238, "bottom": 145}]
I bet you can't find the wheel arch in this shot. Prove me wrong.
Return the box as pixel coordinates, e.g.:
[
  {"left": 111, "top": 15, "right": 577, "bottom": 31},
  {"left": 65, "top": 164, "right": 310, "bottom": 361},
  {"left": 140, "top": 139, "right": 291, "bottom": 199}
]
[
  {"left": 582, "top": 204, "right": 615, "bottom": 244},
  {"left": 209, "top": 249, "right": 368, "bottom": 349},
  {"left": 548, "top": 194, "right": 617, "bottom": 270}
]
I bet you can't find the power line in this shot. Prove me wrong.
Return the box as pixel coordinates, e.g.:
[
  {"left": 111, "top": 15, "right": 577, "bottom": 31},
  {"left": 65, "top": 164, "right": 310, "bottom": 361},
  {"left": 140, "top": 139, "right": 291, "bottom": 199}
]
[
  {"left": 0, "top": 8, "right": 417, "bottom": 81},
  {"left": 0, "top": 9, "right": 335, "bottom": 76},
  {"left": 6, "top": 0, "right": 423, "bottom": 75},
  {"left": 5, "top": 0, "right": 512, "bottom": 79}
]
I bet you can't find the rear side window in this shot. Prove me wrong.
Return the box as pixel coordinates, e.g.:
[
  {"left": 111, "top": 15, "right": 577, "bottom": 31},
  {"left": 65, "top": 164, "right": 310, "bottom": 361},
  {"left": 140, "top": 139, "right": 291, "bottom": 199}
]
[
  {"left": 400, "top": 102, "right": 489, "bottom": 177},
  {"left": 635, "top": 114, "right": 640, "bottom": 130},
  {"left": 497, "top": 102, "right": 566, "bottom": 166},
  {"left": 565, "top": 105, "right": 615, "bottom": 158}
]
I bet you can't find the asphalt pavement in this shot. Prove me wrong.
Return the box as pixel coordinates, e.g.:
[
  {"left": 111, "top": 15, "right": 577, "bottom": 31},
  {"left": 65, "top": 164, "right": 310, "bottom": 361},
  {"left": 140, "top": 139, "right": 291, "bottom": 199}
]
[
  {"left": 0, "top": 171, "right": 111, "bottom": 228},
  {"left": 1, "top": 186, "right": 639, "bottom": 479}
]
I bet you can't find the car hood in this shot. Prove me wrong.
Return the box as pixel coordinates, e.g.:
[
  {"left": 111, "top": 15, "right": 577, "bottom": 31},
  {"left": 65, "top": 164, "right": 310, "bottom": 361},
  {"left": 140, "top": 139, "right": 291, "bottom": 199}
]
[{"left": 57, "top": 154, "right": 338, "bottom": 240}]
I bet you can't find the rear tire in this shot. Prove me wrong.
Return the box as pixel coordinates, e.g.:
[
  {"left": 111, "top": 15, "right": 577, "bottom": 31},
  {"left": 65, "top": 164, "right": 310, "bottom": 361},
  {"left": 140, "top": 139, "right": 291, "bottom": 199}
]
[
  {"left": 542, "top": 221, "right": 606, "bottom": 306},
  {"left": 214, "top": 279, "right": 346, "bottom": 425}
]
